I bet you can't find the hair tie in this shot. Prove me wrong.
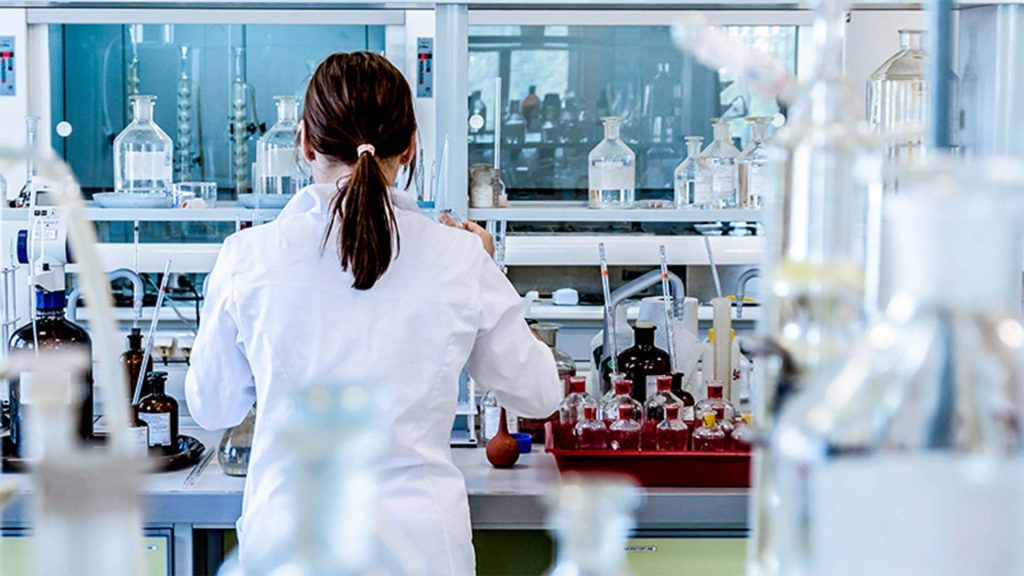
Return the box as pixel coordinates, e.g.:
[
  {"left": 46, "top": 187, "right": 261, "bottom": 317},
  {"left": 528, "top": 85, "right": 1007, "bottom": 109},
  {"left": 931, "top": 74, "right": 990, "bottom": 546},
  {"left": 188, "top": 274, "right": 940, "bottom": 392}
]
[{"left": 357, "top": 144, "right": 376, "bottom": 157}]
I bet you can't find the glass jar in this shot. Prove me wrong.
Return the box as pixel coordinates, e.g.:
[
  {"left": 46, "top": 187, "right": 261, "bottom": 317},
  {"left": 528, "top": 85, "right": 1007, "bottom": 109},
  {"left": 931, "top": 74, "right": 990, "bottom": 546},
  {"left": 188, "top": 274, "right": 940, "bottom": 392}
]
[
  {"left": 255, "top": 96, "right": 304, "bottom": 197},
  {"left": 608, "top": 406, "right": 641, "bottom": 451},
  {"left": 642, "top": 375, "right": 682, "bottom": 450},
  {"left": 573, "top": 405, "right": 608, "bottom": 450},
  {"left": 699, "top": 118, "right": 741, "bottom": 208},
  {"left": 867, "top": 30, "right": 927, "bottom": 168},
  {"left": 656, "top": 404, "right": 690, "bottom": 451},
  {"left": 588, "top": 117, "right": 636, "bottom": 209},
  {"left": 769, "top": 158, "right": 1024, "bottom": 576},
  {"left": 137, "top": 371, "right": 179, "bottom": 454},
  {"left": 674, "top": 136, "right": 713, "bottom": 209},
  {"left": 559, "top": 377, "right": 598, "bottom": 449},
  {"left": 218, "top": 406, "right": 255, "bottom": 476},
  {"left": 739, "top": 116, "right": 774, "bottom": 209},
  {"left": 113, "top": 95, "right": 173, "bottom": 196},
  {"left": 693, "top": 413, "right": 726, "bottom": 452},
  {"left": 599, "top": 379, "right": 643, "bottom": 428}
]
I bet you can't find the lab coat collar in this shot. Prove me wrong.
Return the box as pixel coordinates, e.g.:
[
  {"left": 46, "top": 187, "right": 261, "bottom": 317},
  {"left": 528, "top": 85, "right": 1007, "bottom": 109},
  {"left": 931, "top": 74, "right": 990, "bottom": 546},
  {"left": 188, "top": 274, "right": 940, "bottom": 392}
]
[{"left": 282, "top": 183, "right": 421, "bottom": 217}]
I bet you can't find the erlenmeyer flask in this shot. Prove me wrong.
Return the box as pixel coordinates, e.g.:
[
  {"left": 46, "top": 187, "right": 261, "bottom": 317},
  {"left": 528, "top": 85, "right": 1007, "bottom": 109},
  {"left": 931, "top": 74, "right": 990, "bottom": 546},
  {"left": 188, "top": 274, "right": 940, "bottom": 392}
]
[{"left": 217, "top": 406, "right": 255, "bottom": 476}]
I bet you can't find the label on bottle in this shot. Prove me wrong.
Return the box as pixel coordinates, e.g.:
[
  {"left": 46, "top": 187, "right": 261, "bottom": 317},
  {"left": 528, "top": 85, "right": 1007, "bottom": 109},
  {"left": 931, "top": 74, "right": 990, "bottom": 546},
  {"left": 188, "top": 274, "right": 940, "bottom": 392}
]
[
  {"left": 589, "top": 160, "right": 635, "bottom": 195},
  {"left": 747, "top": 166, "right": 775, "bottom": 208},
  {"left": 711, "top": 165, "right": 736, "bottom": 203},
  {"left": 139, "top": 412, "right": 172, "bottom": 446},
  {"left": 812, "top": 455, "right": 1024, "bottom": 576},
  {"left": 483, "top": 405, "right": 500, "bottom": 441},
  {"left": 125, "top": 151, "right": 172, "bottom": 182},
  {"left": 682, "top": 405, "right": 695, "bottom": 422},
  {"left": 18, "top": 371, "right": 73, "bottom": 405},
  {"left": 129, "top": 424, "right": 149, "bottom": 456},
  {"left": 693, "top": 175, "right": 714, "bottom": 206}
]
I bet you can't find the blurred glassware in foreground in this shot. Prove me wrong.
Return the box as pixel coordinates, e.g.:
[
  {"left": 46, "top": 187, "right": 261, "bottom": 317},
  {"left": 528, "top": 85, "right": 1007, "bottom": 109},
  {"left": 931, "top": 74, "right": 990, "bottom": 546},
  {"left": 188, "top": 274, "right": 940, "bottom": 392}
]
[
  {"left": 544, "top": 475, "right": 641, "bottom": 576},
  {"left": 769, "top": 157, "right": 1024, "bottom": 576}
]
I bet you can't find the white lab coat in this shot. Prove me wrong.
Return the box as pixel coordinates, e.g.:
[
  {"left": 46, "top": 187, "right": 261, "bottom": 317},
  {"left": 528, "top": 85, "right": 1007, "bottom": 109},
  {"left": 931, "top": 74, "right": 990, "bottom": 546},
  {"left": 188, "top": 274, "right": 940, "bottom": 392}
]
[{"left": 185, "top": 183, "right": 561, "bottom": 575}]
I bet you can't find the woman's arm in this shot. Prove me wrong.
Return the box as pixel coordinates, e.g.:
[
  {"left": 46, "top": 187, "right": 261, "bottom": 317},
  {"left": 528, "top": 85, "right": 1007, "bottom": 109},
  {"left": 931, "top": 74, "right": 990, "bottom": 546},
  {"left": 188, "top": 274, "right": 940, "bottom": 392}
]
[
  {"left": 465, "top": 248, "right": 562, "bottom": 419},
  {"left": 185, "top": 240, "right": 257, "bottom": 430}
]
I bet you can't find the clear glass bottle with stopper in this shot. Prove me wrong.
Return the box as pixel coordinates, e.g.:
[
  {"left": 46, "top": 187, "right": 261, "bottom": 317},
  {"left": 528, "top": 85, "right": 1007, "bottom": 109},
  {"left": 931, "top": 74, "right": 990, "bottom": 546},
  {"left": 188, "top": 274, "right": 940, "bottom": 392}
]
[
  {"left": 113, "top": 95, "right": 173, "bottom": 196},
  {"left": 588, "top": 117, "right": 636, "bottom": 209},
  {"left": 769, "top": 160, "right": 1024, "bottom": 576},
  {"left": 700, "top": 117, "right": 741, "bottom": 208},
  {"left": 255, "top": 96, "right": 304, "bottom": 198},
  {"left": 868, "top": 30, "right": 928, "bottom": 169},
  {"left": 674, "top": 136, "right": 714, "bottom": 209},
  {"left": 739, "top": 116, "right": 774, "bottom": 209}
]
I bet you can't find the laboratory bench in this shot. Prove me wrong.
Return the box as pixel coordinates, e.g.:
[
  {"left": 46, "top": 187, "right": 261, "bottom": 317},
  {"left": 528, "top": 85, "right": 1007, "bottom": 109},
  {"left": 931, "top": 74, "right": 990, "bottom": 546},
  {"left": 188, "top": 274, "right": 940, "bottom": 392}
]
[{"left": 0, "top": 427, "right": 748, "bottom": 575}]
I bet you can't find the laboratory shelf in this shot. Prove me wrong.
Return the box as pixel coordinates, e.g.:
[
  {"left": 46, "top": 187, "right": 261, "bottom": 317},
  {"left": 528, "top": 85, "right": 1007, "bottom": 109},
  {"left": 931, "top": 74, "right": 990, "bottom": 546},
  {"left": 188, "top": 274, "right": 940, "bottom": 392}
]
[
  {"left": 526, "top": 302, "right": 761, "bottom": 323},
  {"left": 468, "top": 202, "right": 762, "bottom": 223},
  {"left": 504, "top": 234, "right": 763, "bottom": 266},
  {"left": 2, "top": 202, "right": 282, "bottom": 223}
]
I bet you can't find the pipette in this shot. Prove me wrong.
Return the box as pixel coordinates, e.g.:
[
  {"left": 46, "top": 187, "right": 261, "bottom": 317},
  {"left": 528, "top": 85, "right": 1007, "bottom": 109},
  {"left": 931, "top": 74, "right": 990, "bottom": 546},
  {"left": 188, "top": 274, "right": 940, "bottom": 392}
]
[
  {"left": 132, "top": 260, "right": 172, "bottom": 406},
  {"left": 598, "top": 243, "right": 618, "bottom": 374},
  {"left": 703, "top": 235, "right": 723, "bottom": 299},
  {"left": 658, "top": 245, "right": 678, "bottom": 373}
]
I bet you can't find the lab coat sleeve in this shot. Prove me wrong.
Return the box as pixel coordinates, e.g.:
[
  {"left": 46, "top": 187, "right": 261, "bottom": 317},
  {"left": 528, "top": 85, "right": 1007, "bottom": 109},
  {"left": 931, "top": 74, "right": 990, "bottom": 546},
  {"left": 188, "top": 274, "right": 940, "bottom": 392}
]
[
  {"left": 465, "top": 248, "right": 562, "bottom": 419},
  {"left": 185, "top": 240, "right": 257, "bottom": 430}
]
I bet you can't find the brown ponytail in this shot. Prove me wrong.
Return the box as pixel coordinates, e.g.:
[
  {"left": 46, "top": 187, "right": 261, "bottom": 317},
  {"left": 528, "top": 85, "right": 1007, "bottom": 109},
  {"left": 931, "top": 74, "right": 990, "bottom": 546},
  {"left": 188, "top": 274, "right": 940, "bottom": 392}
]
[{"left": 303, "top": 52, "right": 417, "bottom": 290}]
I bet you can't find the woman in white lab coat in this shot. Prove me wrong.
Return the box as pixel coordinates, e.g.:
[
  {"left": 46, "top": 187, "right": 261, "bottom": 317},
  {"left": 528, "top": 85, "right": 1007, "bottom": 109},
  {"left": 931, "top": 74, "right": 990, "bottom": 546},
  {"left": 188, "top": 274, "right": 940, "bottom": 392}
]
[{"left": 185, "top": 52, "right": 561, "bottom": 575}]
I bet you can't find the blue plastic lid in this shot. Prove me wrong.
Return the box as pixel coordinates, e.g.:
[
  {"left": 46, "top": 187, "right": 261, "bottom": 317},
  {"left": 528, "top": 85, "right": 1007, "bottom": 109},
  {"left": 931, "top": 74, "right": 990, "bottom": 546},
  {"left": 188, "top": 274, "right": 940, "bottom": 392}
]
[
  {"left": 36, "top": 290, "right": 66, "bottom": 311},
  {"left": 511, "top": 432, "right": 533, "bottom": 454}
]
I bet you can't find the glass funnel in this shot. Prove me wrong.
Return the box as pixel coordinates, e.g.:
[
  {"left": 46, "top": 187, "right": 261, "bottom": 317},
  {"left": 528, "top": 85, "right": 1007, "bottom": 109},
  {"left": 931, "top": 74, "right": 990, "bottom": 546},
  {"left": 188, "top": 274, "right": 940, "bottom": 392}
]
[
  {"left": 769, "top": 158, "right": 1024, "bottom": 576},
  {"left": 255, "top": 96, "right": 304, "bottom": 197},
  {"left": 674, "top": 136, "right": 713, "bottom": 209},
  {"left": 543, "top": 474, "right": 641, "bottom": 576},
  {"left": 739, "top": 117, "right": 774, "bottom": 209},
  {"left": 867, "top": 30, "right": 927, "bottom": 169},
  {"left": 113, "top": 95, "right": 173, "bottom": 196},
  {"left": 700, "top": 118, "right": 741, "bottom": 208},
  {"left": 588, "top": 117, "right": 636, "bottom": 209}
]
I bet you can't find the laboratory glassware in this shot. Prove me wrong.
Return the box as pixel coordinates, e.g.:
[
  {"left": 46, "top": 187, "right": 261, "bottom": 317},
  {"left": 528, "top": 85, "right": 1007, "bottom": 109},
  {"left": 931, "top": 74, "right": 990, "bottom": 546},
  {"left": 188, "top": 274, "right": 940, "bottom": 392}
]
[
  {"left": 480, "top": 389, "right": 500, "bottom": 442},
  {"left": 533, "top": 323, "right": 577, "bottom": 394},
  {"left": 559, "top": 376, "right": 598, "bottom": 449},
  {"left": 867, "top": 30, "right": 927, "bottom": 168},
  {"left": 700, "top": 118, "right": 741, "bottom": 208},
  {"left": 692, "top": 413, "right": 725, "bottom": 452},
  {"left": 674, "top": 136, "right": 713, "bottom": 209},
  {"left": 731, "top": 414, "right": 754, "bottom": 452},
  {"left": 588, "top": 117, "right": 636, "bottom": 209},
  {"left": 644, "top": 62, "right": 677, "bottom": 144},
  {"left": 6, "top": 293, "right": 94, "bottom": 460},
  {"left": 641, "top": 375, "right": 683, "bottom": 449},
  {"left": 218, "top": 406, "right": 255, "bottom": 476},
  {"left": 255, "top": 95, "right": 303, "bottom": 198},
  {"left": 126, "top": 25, "right": 141, "bottom": 122},
  {"left": 521, "top": 86, "right": 541, "bottom": 132},
  {"left": 486, "top": 408, "right": 520, "bottom": 468},
  {"left": 656, "top": 404, "right": 690, "bottom": 451},
  {"left": 599, "top": 379, "right": 643, "bottom": 427},
  {"left": 608, "top": 406, "right": 642, "bottom": 450},
  {"left": 120, "top": 327, "right": 152, "bottom": 401},
  {"left": 113, "top": 95, "right": 173, "bottom": 196},
  {"left": 739, "top": 116, "right": 774, "bottom": 209},
  {"left": 769, "top": 160, "right": 1024, "bottom": 576},
  {"left": 231, "top": 47, "right": 252, "bottom": 195},
  {"left": 574, "top": 405, "right": 608, "bottom": 450},
  {"left": 695, "top": 380, "right": 736, "bottom": 425},
  {"left": 616, "top": 322, "right": 671, "bottom": 403},
  {"left": 175, "top": 45, "right": 196, "bottom": 183},
  {"left": 137, "top": 371, "right": 179, "bottom": 452},
  {"left": 172, "top": 181, "right": 217, "bottom": 208},
  {"left": 543, "top": 475, "right": 640, "bottom": 576}
]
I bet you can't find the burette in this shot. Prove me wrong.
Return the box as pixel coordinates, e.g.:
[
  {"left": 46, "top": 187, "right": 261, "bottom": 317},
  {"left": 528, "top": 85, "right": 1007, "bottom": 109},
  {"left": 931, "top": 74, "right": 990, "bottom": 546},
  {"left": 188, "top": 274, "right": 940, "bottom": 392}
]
[{"left": 598, "top": 242, "right": 617, "bottom": 374}]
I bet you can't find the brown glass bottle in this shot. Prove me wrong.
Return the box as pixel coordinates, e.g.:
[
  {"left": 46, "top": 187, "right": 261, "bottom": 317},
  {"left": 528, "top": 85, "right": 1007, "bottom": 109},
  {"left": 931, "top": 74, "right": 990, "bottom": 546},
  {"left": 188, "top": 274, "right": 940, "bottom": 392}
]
[
  {"left": 5, "top": 291, "right": 94, "bottom": 459},
  {"left": 120, "top": 327, "right": 153, "bottom": 401},
  {"left": 616, "top": 322, "right": 671, "bottom": 404},
  {"left": 137, "top": 371, "right": 179, "bottom": 454}
]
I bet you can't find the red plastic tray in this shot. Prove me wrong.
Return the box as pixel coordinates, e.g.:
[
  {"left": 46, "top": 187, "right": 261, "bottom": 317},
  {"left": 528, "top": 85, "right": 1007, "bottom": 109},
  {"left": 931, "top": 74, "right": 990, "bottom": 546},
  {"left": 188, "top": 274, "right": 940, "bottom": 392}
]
[{"left": 543, "top": 422, "right": 751, "bottom": 488}]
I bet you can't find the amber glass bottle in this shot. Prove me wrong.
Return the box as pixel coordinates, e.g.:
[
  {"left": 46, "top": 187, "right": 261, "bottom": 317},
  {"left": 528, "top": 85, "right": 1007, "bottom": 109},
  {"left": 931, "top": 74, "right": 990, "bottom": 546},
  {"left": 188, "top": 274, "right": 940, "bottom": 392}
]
[
  {"left": 5, "top": 291, "right": 94, "bottom": 459},
  {"left": 138, "top": 371, "right": 179, "bottom": 453},
  {"left": 120, "top": 327, "right": 153, "bottom": 401},
  {"left": 616, "top": 322, "right": 671, "bottom": 403}
]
